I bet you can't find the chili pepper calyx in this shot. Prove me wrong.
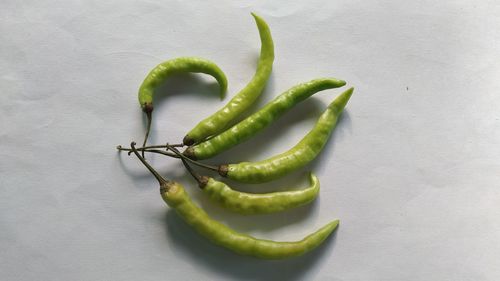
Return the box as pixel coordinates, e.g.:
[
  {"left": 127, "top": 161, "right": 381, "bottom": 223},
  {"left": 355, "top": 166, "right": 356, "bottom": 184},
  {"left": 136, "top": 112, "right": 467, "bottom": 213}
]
[
  {"left": 159, "top": 183, "right": 170, "bottom": 194},
  {"left": 183, "top": 135, "right": 195, "bottom": 146},
  {"left": 218, "top": 165, "right": 229, "bottom": 177},
  {"left": 142, "top": 102, "right": 153, "bottom": 114},
  {"left": 183, "top": 147, "right": 196, "bottom": 159},
  {"left": 198, "top": 176, "right": 209, "bottom": 188}
]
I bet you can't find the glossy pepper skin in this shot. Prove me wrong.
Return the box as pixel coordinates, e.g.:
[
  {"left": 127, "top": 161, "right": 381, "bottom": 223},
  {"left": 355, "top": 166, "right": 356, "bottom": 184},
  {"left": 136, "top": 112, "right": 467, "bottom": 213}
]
[
  {"left": 185, "top": 78, "right": 346, "bottom": 160},
  {"left": 183, "top": 13, "right": 274, "bottom": 145},
  {"left": 138, "top": 56, "right": 227, "bottom": 109},
  {"left": 161, "top": 181, "right": 338, "bottom": 259},
  {"left": 221, "top": 87, "right": 354, "bottom": 184},
  {"left": 202, "top": 172, "right": 320, "bottom": 215}
]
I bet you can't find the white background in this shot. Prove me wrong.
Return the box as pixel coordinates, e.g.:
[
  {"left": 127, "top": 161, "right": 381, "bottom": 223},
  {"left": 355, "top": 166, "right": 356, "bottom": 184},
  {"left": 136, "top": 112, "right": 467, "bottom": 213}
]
[{"left": 1, "top": 1, "right": 500, "bottom": 280}]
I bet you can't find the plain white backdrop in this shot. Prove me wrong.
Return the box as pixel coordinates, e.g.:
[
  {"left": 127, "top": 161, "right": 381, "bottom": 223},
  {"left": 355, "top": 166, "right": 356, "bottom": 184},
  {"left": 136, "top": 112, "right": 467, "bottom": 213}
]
[{"left": 1, "top": 0, "right": 499, "bottom": 280}]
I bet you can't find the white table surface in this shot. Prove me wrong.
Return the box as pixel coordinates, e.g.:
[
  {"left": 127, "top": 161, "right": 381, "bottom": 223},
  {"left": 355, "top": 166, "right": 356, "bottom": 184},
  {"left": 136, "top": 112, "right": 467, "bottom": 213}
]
[{"left": 1, "top": 1, "right": 499, "bottom": 280}]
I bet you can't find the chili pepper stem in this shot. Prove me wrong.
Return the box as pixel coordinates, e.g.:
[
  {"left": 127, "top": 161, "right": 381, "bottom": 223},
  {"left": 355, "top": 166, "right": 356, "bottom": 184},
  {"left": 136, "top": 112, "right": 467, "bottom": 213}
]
[
  {"left": 166, "top": 144, "right": 219, "bottom": 172},
  {"left": 137, "top": 149, "right": 180, "bottom": 158},
  {"left": 141, "top": 104, "right": 154, "bottom": 158},
  {"left": 118, "top": 144, "right": 167, "bottom": 151},
  {"left": 117, "top": 145, "right": 179, "bottom": 157},
  {"left": 166, "top": 145, "right": 210, "bottom": 188},
  {"left": 130, "top": 142, "right": 169, "bottom": 187},
  {"left": 180, "top": 158, "right": 202, "bottom": 183},
  {"left": 180, "top": 156, "right": 207, "bottom": 187},
  {"left": 169, "top": 143, "right": 185, "bottom": 148},
  {"left": 117, "top": 144, "right": 219, "bottom": 172}
]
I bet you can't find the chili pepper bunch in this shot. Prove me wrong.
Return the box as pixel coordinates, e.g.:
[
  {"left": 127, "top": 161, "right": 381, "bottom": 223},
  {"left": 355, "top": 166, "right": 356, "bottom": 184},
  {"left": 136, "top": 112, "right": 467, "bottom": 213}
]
[{"left": 118, "top": 13, "right": 354, "bottom": 259}]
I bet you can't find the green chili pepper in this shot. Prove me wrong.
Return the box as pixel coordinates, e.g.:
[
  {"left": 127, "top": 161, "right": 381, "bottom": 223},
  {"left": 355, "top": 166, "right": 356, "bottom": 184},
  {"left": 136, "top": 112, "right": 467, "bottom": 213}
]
[
  {"left": 218, "top": 87, "right": 354, "bottom": 183},
  {"left": 129, "top": 142, "right": 338, "bottom": 259},
  {"left": 184, "top": 78, "right": 346, "bottom": 160},
  {"left": 201, "top": 173, "right": 320, "bottom": 215},
  {"left": 138, "top": 57, "right": 228, "bottom": 151},
  {"left": 183, "top": 13, "right": 275, "bottom": 146},
  {"left": 167, "top": 145, "right": 319, "bottom": 215}
]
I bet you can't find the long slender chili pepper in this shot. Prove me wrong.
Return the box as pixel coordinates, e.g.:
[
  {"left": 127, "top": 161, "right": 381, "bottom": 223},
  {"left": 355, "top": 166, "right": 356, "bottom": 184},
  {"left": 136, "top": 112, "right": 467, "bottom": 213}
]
[
  {"left": 217, "top": 87, "right": 354, "bottom": 183},
  {"left": 168, "top": 145, "right": 320, "bottom": 215},
  {"left": 183, "top": 13, "right": 275, "bottom": 146},
  {"left": 138, "top": 57, "right": 228, "bottom": 152},
  {"left": 129, "top": 142, "right": 338, "bottom": 259},
  {"left": 184, "top": 78, "right": 346, "bottom": 160}
]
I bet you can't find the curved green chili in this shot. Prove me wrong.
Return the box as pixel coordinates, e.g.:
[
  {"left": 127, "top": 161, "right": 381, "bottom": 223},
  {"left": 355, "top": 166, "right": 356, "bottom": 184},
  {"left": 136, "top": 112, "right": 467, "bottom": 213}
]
[
  {"left": 138, "top": 57, "right": 228, "bottom": 150},
  {"left": 168, "top": 145, "right": 319, "bottom": 215},
  {"left": 218, "top": 87, "right": 354, "bottom": 183},
  {"left": 202, "top": 173, "right": 319, "bottom": 215},
  {"left": 183, "top": 13, "right": 275, "bottom": 146},
  {"left": 184, "top": 78, "right": 346, "bottom": 160},
  {"left": 129, "top": 142, "right": 338, "bottom": 259}
]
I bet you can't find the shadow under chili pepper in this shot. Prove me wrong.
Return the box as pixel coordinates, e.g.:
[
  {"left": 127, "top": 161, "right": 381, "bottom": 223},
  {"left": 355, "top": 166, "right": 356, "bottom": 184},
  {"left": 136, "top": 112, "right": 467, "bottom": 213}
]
[
  {"left": 161, "top": 210, "right": 339, "bottom": 281},
  {"left": 141, "top": 73, "right": 224, "bottom": 145}
]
